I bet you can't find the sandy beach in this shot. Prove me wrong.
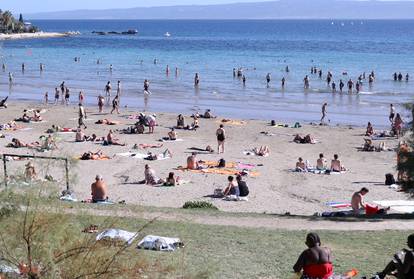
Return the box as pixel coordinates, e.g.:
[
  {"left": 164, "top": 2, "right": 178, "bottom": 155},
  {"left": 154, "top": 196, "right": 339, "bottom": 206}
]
[
  {"left": 0, "top": 32, "right": 76, "bottom": 40},
  {"left": 0, "top": 100, "right": 407, "bottom": 216}
]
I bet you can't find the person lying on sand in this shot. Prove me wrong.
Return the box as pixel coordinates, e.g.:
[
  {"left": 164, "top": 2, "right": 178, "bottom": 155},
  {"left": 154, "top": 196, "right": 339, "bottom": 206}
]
[
  {"left": 365, "top": 122, "right": 374, "bottom": 136},
  {"left": 106, "top": 130, "right": 126, "bottom": 146},
  {"left": 91, "top": 174, "right": 109, "bottom": 203},
  {"left": 81, "top": 150, "right": 106, "bottom": 160},
  {"left": 293, "top": 134, "right": 315, "bottom": 144},
  {"left": 143, "top": 164, "right": 164, "bottom": 185},
  {"left": 145, "top": 149, "right": 172, "bottom": 161},
  {"left": 95, "top": 119, "right": 119, "bottom": 125},
  {"left": 293, "top": 233, "right": 334, "bottom": 279},
  {"left": 296, "top": 157, "right": 308, "bottom": 172},
  {"left": 46, "top": 125, "right": 75, "bottom": 133},
  {"left": 253, "top": 146, "right": 270, "bottom": 157},
  {"left": 7, "top": 138, "right": 40, "bottom": 149},
  {"left": 374, "top": 234, "right": 414, "bottom": 279},
  {"left": 15, "top": 110, "right": 31, "bottom": 123},
  {"left": 330, "top": 154, "right": 346, "bottom": 172},
  {"left": 0, "top": 121, "right": 19, "bottom": 131}
]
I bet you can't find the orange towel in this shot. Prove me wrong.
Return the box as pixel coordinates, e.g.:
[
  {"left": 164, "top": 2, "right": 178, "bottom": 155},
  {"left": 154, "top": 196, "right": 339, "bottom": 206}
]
[{"left": 176, "top": 166, "right": 260, "bottom": 177}]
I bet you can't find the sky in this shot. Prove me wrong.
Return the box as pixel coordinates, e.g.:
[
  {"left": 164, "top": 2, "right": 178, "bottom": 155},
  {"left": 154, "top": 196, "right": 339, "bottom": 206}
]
[{"left": 2, "top": 0, "right": 279, "bottom": 14}]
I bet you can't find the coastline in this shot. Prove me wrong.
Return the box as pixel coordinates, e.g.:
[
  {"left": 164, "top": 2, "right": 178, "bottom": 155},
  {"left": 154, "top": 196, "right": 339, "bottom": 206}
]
[{"left": 0, "top": 31, "right": 77, "bottom": 41}]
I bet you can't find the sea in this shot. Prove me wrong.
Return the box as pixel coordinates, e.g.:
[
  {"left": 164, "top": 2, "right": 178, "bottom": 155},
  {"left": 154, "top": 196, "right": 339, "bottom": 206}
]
[{"left": 1, "top": 20, "right": 414, "bottom": 126}]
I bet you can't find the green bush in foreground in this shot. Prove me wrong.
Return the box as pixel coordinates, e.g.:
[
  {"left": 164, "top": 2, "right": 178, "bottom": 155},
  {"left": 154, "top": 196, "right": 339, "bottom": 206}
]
[{"left": 183, "top": 201, "right": 218, "bottom": 210}]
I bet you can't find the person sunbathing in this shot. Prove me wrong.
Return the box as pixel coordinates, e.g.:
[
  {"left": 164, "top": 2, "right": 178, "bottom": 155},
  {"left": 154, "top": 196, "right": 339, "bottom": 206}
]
[
  {"left": 363, "top": 138, "right": 375, "bottom": 152},
  {"left": 145, "top": 149, "right": 172, "bottom": 161},
  {"left": 168, "top": 128, "right": 177, "bottom": 140},
  {"left": 96, "top": 119, "right": 118, "bottom": 125},
  {"left": 365, "top": 122, "right": 374, "bottom": 136},
  {"left": 316, "top": 153, "right": 327, "bottom": 170},
  {"left": 330, "top": 154, "right": 345, "bottom": 172},
  {"left": 15, "top": 111, "right": 31, "bottom": 123},
  {"left": 202, "top": 109, "right": 215, "bottom": 119},
  {"left": 32, "top": 110, "right": 42, "bottom": 122},
  {"left": 81, "top": 150, "right": 105, "bottom": 160},
  {"left": 293, "top": 233, "right": 333, "bottom": 279},
  {"left": 293, "top": 134, "right": 315, "bottom": 144},
  {"left": 223, "top": 176, "right": 239, "bottom": 197},
  {"left": 296, "top": 157, "right": 307, "bottom": 172},
  {"left": 374, "top": 234, "right": 414, "bottom": 279},
  {"left": 143, "top": 164, "right": 164, "bottom": 185},
  {"left": 106, "top": 130, "right": 125, "bottom": 146},
  {"left": 187, "top": 153, "right": 201, "bottom": 170},
  {"left": 0, "top": 121, "right": 18, "bottom": 131},
  {"left": 164, "top": 172, "right": 180, "bottom": 186},
  {"left": 254, "top": 146, "right": 270, "bottom": 157},
  {"left": 24, "top": 162, "right": 37, "bottom": 182},
  {"left": 176, "top": 114, "right": 185, "bottom": 128},
  {"left": 75, "top": 128, "right": 87, "bottom": 142},
  {"left": 41, "top": 135, "right": 58, "bottom": 150},
  {"left": 91, "top": 174, "right": 109, "bottom": 203}
]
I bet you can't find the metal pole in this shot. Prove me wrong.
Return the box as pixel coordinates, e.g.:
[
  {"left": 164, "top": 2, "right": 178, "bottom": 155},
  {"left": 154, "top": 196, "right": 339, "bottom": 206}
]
[
  {"left": 65, "top": 158, "right": 70, "bottom": 191},
  {"left": 3, "top": 155, "right": 7, "bottom": 189}
]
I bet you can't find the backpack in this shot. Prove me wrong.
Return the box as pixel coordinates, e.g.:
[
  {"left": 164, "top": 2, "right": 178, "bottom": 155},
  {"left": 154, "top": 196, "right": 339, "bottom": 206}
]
[{"left": 385, "top": 173, "right": 396, "bottom": 185}]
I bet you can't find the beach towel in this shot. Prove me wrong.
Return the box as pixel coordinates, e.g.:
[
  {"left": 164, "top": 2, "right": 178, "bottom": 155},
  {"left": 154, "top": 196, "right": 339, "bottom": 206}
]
[
  {"left": 200, "top": 160, "right": 237, "bottom": 168},
  {"left": 137, "top": 235, "right": 183, "bottom": 252},
  {"left": 159, "top": 138, "right": 184, "bottom": 142},
  {"left": 326, "top": 202, "right": 352, "bottom": 209},
  {"left": 116, "top": 152, "right": 147, "bottom": 159},
  {"left": 176, "top": 166, "right": 260, "bottom": 177},
  {"left": 60, "top": 195, "right": 78, "bottom": 202},
  {"left": 374, "top": 200, "right": 414, "bottom": 213},
  {"left": 96, "top": 229, "right": 137, "bottom": 246},
  {"left": 216, "top": 119, "right": 246, "bottom": 126}
]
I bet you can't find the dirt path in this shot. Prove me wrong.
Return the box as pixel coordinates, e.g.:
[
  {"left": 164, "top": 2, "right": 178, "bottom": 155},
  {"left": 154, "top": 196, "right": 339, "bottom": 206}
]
[{"left": 62, "top": 207, "right": 414, "bottom": 231}]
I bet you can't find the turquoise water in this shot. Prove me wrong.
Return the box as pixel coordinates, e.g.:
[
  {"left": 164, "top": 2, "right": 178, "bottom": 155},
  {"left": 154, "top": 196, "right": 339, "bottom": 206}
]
[{"left": 1, "top": 20, "right": 414, "bottom": 126}]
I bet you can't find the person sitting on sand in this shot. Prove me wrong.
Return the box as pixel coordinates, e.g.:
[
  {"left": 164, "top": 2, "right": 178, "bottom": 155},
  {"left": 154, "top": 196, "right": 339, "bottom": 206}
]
[
  {"left": 223, "top": 176, "right": 239, "bottom": 198},
  {"left": 296, "top": 157, "right": 307, "bottom": 172},
  {"left": 375, "top": 234, "right": 414, "bottom": 279},
  {"left": 164, "top": 172, "right": 180, "bottom": 187},
  {"left": 145, "top": 149, "right": 173, "bottom": 161},
  {"left": 236, "top": 175, "right": 249, "bottom": 198},
  {"left": 253, "top": 146, "right": 270, "bottom": 157},
  {"left": 91, "top": 174, "right": 108, "bottom": 203},
  {"left": 168, "top": 128, "right": 177, "bottom": 140},
  {"left": 144, "top": 164, "right": 164, "bottom": 185},
  {"left": 293, "top": 134, "right": 315, "bottom": 144},
  {"left": 293, "top": 233, "right": 333, "bottom": 279},
  {"left": 24, "top": 162, "right": 37, "bottom": 182},
  {"left": 366, "top": 122, "right": 374, "bottom": 136},
  {"left": 41, "top": 135, "right": 58, "bottom": 150},
  {"left": 32, "top": 110, "right": 42, "bottom": 122},
  {"left": 176, "top": 114, "right": 185, "bottom": 128},
  {"left": 316, "top": 153, "right": 327, "bottom": 170},
  {"left": 75, "top": 128, "right": 87, "bottom": 142},
  {"left": 203, "top": 109, "right": 215, "bottom": 119},
  {"left": 0, "top": 96, "right": 8, "bottom": 108},
  {"left": 363, "top": 138, "right": 375, "bottom": 152},
  {"left": 15, "top": 110, "right": 31, "bottom": 123},
  {"left": 187, "top": 153, "right": 201, "bottom": 170},
  {"left": 106, "top": 130, "right": 125, "bottom": 146},
  {"left": 330, "top": 154, "right": 345, "bottom": 172}
]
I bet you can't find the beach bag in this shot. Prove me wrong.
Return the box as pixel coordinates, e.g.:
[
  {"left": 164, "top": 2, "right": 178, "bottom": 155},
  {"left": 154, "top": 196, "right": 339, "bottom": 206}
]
[
  {"left": 385, "top": 173, "right": 395, "bottom": 186},
  {"left": 218, "top": 158, "right": 226, "bottom": 168}
]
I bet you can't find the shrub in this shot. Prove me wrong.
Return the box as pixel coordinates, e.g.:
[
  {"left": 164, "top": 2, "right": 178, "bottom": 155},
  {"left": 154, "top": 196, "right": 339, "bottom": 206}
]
[{"left": 182, "top": 201, "right": 218, "bottom": 210}]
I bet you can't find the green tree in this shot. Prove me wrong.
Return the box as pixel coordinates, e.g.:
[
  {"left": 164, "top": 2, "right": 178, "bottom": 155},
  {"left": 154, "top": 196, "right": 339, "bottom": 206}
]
[
  {"left": 1, "top": 10, "right": 14, "bottom": 32},
  {"left": 397, "top": 104, "right": 414, "bottom": 191}
]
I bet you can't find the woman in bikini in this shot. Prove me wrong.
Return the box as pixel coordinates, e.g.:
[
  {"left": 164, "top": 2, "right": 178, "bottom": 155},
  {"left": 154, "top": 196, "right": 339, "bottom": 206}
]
[{"left": 216, "top": 124, "right": 226, "bottom": 154}]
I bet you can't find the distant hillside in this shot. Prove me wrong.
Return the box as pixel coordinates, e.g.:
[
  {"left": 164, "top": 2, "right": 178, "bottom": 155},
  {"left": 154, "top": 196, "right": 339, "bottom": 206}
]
[{"left": 27, "top": 0, "right": 414, "bottom": 20}]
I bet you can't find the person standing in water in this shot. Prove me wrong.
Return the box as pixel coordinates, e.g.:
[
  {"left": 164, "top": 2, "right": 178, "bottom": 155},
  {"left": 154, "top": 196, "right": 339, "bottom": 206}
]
[
  {"left": 389, "top": 104, "right": 396, "bottom": 123},
  {"left": 194, "top": 73, "right": 200, "bottom": 87},
  {"left": 242, "top": 75, "right": 246, "bottom": 86},
  {"left": 281, "top": 77, "right": 286, "bottom": 89},
  {"left": 216, "top": 124, "right": 226, "bottom": 154},
  {"left": 321, "top": 103, "right": 328, "bottom": 123},
  {"left": 144, "top": 79, "right": 150, "bottom": 93},
  {"left": 8, "top": 72, "right": 13, "bottom": 85},
  {"left": 266, "top": 73, "right": 271, "bottom": 87},
  {"left": 339, "top": 80, "right": 344, "bottom": 93},
  {"left": 166, "top": 65, "right": 170, "bottom": 76},
  {"left": 105, "top": 81, "right": 112, "bottom": 97},
  {"left": 304, "top": 75, "right": 310, "bottom": 89}
]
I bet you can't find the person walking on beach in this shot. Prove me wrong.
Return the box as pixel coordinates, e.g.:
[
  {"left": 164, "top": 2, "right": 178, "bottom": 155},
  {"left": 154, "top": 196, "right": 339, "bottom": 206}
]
[
  {"left": 347, "top": 79, "right": 353, "bottom": 93},
  {"left": 321, "top": 103, "right": 328, "bottom": 123},
  {"left": 111, "top": 95, "right": 120, "bottom": 114},
  {"left": 2, "top": 64, "right": 6, "bottom": 72},
  {"left": 194, "top": 73, "right": 200, "bottom": 87},
  {"left": 78, "top": 103, "right": 87, "bottom": 129},
  {"left": 78, "top": 91, "right": 84, "bottom": 105},
  {"left": 242, "top": 75, "right": 246, "bottom": 86},
  {"left": 44, "top": 92, "right": 48, "bottom": 105},
  {"left": 105, "top": 81, "right": 112, "bottom": 97},
  {"left": 266, "top": 73, "right": 271, "bottom": 87},
  {"left": 281, "top": 77, "right": 286, "bottom": 89},
  {"left": 98, "top": 95, "right": 105, "bottom": 113},
  {"left": 389, "top": 104, "right": 396, "bottom": 123},
  {"left": 54, "top": 88, "right": 60, "bottom": 105},
  {"left": 117, "top": 80, "right": 121, "bottom": 95},
  {"left": 21, "top": 63, "right": 25, "bottom": 73},
  {"left": 304, "top": 75, "right": 310, "bottom": 89},
  {"left": 216, "top": 124, "right": 226, "bottom": 154},
  {"left": 331, "top": 81, "right": 336, "bottom": 93}
]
